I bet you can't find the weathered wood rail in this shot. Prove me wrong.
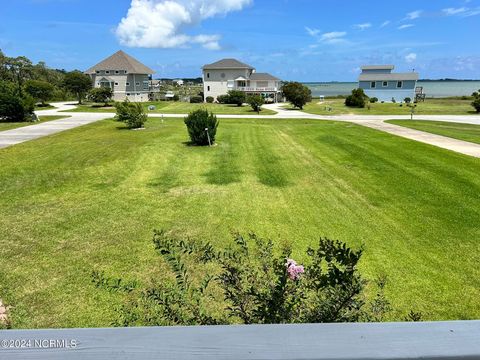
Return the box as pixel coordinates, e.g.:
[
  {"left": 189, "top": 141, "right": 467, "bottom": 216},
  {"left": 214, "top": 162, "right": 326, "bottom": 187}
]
[{"left": 1, "top": 321, "right": 479, "bottom": 359}]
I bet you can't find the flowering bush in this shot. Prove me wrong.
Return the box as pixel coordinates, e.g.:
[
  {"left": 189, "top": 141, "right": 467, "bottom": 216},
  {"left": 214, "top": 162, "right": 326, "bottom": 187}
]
[{"left": 92, "top": 231, "right": 410, "bottom": 326}]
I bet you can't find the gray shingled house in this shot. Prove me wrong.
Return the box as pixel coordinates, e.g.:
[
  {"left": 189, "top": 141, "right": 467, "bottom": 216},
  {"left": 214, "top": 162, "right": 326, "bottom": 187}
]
[
  {"left": 202, "top": 59, "right": 282, "bottom": 103},
  {"left": 85, "top": 50, "right": 155, "bottom": 102}
]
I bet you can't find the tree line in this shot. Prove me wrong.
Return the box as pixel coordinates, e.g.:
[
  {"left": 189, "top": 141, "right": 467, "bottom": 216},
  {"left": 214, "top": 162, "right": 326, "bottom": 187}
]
[{"left": 0, "top": 49, "right": 92, "bottom": 122}]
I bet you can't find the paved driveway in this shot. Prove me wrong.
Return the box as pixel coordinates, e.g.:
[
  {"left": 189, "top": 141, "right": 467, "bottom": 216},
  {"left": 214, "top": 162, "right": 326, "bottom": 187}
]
[{"left": 1, "top": 102, "right": 479, "bottom": 158}]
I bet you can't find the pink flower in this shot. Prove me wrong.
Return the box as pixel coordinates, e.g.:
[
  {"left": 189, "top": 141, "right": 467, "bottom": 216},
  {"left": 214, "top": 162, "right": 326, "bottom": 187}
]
[{"left": 286, "top": 259, "right": 305, "bottom": 280}]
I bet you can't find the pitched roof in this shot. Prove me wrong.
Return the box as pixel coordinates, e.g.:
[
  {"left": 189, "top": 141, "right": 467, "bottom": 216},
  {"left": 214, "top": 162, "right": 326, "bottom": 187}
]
[
  {"left": 359, "top": 72, "right": 419, "bottom": 81},
  {"left": 85, "top": 50, "right": 155, "bottom": 75},
  {"left": 250, "top": 73, "right": 281, "bottom": 81},
  {"left": 202, "top": 58, "right": 254, "bottom": 70}
]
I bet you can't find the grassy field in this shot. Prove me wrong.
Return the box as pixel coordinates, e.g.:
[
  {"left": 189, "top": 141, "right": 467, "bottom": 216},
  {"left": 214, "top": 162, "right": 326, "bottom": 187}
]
[
  {"left": 295, "top": 98, "right": 478, "bottom": 115},
  {"left": 0, "top": 116, "right": 70, "bottom": 131},
  {"left": 387, "top": 120, "right": 480, "bottom": 145},
  {"left": 62, "top": 101, "right": 277, "bottom": 115},
  {"left": 0, "top": 117, "right": 479, "bottom": 329}
]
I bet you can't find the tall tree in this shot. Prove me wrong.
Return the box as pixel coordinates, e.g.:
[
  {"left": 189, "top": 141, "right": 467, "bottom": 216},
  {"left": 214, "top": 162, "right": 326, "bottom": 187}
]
[
  {"left": 25, "top": 80, "right": 54, "bottom": 105},
  {"left": 63, "top": 71, "right": 92, "bottom": 104}
]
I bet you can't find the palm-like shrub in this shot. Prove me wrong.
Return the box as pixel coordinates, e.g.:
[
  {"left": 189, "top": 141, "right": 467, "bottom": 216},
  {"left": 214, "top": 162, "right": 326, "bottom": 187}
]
[
  {"left": 114, "top": 100, "right": 147, "bottom": 129},
  {"left": 184, "top": 109, "right": 219, "bottom": 146},
  {"left": 247, "top": 94, "right": 265, "bottom": 113}
]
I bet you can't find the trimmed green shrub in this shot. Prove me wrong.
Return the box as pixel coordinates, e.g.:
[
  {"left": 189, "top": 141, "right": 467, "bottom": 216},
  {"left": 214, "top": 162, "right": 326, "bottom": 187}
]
[
  {"left": 472, "top": 90, "right": 480, "bottom": 113},
  {"left": 206, "top": 96, "right": 214, "bottom": 103},
  {"left": 217, "top": 94, "right": 230, "bottom": 104},
  {"left": 345, "top": 88, "right": 368, "bottom": 108},
  {"left": 227, "top": 90, "right": 246, "bottom": 106},
  {"left": 88, "top": 87, "right": 113, "bottom": 106},
  {"left": 247, "top": 94, "right": 265, "bottom": 113},
  {"left": 404, "top": 97, "right": 411, "bottom": 104},
  {"left": 92, "top": 231, "right": 400, "bottom": 326},
  {"left": 184, "top": 109, "right": 219, "bottom": 146},
  {"left": 369, "top": 97, "right": 378, "bottom": 103},
  {"left": 282, "top": 82, "right": 312, "bottom": 109},
  {"left": 190, "top": 95, "right": 203, "bottom": 104},
  {"left": 114, "top": 100, "right": 147, "bottom": 129}
]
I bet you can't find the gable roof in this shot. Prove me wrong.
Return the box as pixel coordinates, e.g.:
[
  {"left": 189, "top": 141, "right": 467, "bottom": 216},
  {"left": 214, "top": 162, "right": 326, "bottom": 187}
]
[
  {"left": 203, "top": 58, "right": 254, "bottom": 70},
  {"left": 85, "top": 50, "right": 155, "bottom": 75},
  {"left": 250, "top": 73, "right": 281, "bottom": 81}
]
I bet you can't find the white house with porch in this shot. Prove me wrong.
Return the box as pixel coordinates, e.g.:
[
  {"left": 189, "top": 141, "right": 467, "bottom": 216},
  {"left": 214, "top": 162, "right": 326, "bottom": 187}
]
[
  {"left": 85, "top": 50, "right": 155, "bottom": 102},
  {"left": 202, "top": 59, "right": 282, "bottom": 103}
]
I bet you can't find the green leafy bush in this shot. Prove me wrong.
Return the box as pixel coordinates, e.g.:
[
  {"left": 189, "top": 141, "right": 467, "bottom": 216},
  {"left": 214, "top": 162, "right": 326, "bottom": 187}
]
[
  {"left": 184, "top": 109, "right": 219, "bottom": 146},
  {"left": 114, "top": 100, "right": 147, "bottom": 129},
  {"left": 226, "top": 90, "right": 246, "bottom": 106},
  {"left": 345, "top": 88, "right": 368, "bottom": 108},
  {"left": 247, "top": 94, "right": 265, "bottom": 113},
  {"left": 173, "top": 94, "right": 180, "bottom": 102},
  {"left": 92, "top": 231, "right": 407, "bottom": 326},
  {"left": 472, "top": 90, "right": 480, "bottom": 113},
  {"left": 217, "top": 94, "right": 230, "bottom": 104},
  {"left": 206, "top": 96, "right": 214, "bottom": 103},
  {"left": 190, "top": 95, "right": 203, "bottom": 104},
  {"left": 404, "top": 97, "right": 412, "bottom": 104},
  {"left": 88, "top": 87, "right": 113, "bottom": 106},
  {"left": 0, "top": 81, "right": 35, "bottom": 122},
  {"left": 369, "top": 97, "right": 378, "bottom": 103},
  {"left": 282, "top": 82, "right": 312, "bottom": 109}
]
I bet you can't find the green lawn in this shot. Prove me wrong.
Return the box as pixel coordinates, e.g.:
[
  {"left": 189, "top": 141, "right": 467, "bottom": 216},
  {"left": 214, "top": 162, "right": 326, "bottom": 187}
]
[
  {"left": 0, "top": 116, "right": 70, "bottom": 131},
  {"left": 0, "top": 117, "right": 479, "bottom": 329},
  {"left": 387, "top": 120, "right": 480, "bottom": 145},
  {"left": 62, "top": 101, "right": 277, "bottom": 115},
  {"left": 296, "top": 98, "right": 478, "bottom": 116}
]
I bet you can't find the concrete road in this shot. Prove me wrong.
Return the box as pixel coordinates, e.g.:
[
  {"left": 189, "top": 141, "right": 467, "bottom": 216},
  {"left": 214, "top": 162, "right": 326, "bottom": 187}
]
[{"left": 0, "top": 102, "right": 479, "bottom": 158}]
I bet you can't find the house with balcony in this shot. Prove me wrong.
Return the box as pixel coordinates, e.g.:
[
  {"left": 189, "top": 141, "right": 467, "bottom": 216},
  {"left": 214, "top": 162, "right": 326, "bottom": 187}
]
[
  {"left": 202, "top": 59, "right": 282, "bottom": 103},
  {"left": 358, "top": 65, "right": 419, "bottom": 102},
  {"left": 85, "top": 50, "right": 155, "bottom": 102}
]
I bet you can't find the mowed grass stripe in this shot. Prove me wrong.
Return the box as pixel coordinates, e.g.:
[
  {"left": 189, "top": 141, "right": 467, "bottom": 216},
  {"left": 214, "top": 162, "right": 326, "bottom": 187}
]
[{"left": 0, "top": 117, "right": 479, "bottom": 329}]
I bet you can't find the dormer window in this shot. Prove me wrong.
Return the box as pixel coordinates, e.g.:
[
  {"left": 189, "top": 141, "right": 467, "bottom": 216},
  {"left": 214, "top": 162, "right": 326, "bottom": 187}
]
[
  {"left": 115, "top": 70, "right": 120, "bottom": 74},
  {"left": 105, "top": 70, "right": 110, "bottom": 74}
]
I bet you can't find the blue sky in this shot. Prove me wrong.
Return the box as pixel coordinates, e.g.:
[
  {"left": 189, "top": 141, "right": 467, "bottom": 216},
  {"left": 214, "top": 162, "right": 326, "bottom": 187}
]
[{"left": 1, "top": 0, "right": 479, "bottom": 81}]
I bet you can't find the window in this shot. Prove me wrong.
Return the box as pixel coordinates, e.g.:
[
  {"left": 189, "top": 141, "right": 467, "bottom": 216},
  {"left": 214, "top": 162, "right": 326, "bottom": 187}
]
[
  {"left": 96, "top": 71, "right": 100, "bottom": 74},
  {"left": 105, "top": 71, "right": 110, "bottom": 74},
  {"left": 124, "top": 70, "right": 128, "bottom": 74},
  {"left": 114, "top": 82, "right": 119, "bottom": 86},
  {"left": 127, "top": 93, "right": 131, "bottom": 96},
  {"left": 115, "top": 70, "right": 120, "bottom": 74},
  {"left": 207, "top": 86, "right": 210, "bottom": 91},
  {"left": 397, "top": 81, "right": 403, "bottom": 88},
  {"left": 370, "top": 81, "right": 376, "bottom": 88},
  {"left": 382, "top": 81, "right": 388, "bottom": 87},
  {"left": 126, "top": 82, "right": 130, "bottom": 86},
  {"left": 136, "top": 82, "right": 140, "bottom": 86},
  {"left": 207, "top": 73, "right": 210, "bottom": 78},
  {"left": 238, "top": 80, "right": 246, "bottom": 87}
]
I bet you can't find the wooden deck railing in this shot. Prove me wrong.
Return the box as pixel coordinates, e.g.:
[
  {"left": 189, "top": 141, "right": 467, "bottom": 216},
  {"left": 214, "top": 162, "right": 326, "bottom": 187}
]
[{"left": 1, "top": 321, "right": 479, "bottom": 359}]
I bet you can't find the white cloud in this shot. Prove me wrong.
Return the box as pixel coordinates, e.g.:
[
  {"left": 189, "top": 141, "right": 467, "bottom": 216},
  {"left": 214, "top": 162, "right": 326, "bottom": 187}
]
[
  {"left": 398, "top": 24, "right": 414, "bottom": 30},
  {"left": 116, "top": 0, "right": 251, "bottom": 49},
  {"left": 353, "top": 23, "right": 372, "bottom": 31},
  {"left": 442, "top": 7, "right": 467, "bottom": 15},
  {"left": 405, "top": 53, "right": 417, "bottom": 63},
  {"left": 405, "top": 10, "right": 422, "bottom": 20},
  {"left": 320, "top": 31, "right": 347, "bottom": 44},
  {"left": 305, "top": 27, "right": 320, "bottom": 37},
  {"left": 380, "top": 20, "right": 391, "bottom": 28}
]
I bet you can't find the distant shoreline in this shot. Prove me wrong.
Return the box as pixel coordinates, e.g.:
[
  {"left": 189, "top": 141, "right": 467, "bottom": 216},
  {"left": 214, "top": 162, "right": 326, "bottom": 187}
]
[{"left": 303, "top": 79, "right": 480, "bottom": 84}]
